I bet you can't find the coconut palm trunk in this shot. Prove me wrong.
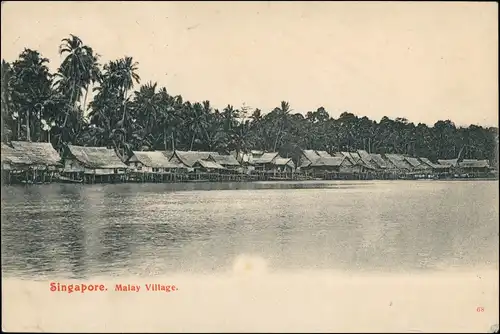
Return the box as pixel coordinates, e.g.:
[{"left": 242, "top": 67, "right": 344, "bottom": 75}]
[{"left": 26, "top": 108, "right": 30, "bottom": 141}]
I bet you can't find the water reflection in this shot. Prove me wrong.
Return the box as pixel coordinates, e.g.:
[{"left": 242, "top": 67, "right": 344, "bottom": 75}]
[{"left": 1, "top": 181, "right": 498, "bottom": 279}]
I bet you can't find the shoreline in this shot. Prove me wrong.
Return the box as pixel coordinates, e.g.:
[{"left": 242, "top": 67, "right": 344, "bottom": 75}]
[{"left": 1, "top": 177, "right": 498, "bottom": 187}]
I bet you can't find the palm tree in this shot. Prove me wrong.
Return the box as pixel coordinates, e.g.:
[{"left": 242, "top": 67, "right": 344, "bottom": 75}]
[
  {"left": 1, "top": 60, "right": 14, "bottom": 140},
  {"left": 56, "top": 34, "right": 100, "bottom": 126},
  {"left": 116, "top": 57, "right": 140, "bottom": 125},
  {"left": 272, "top": 101, "right": 292, "bottom": 151},
  {"left": 9, "top": 49, "right": 53, "bottom": 142}
]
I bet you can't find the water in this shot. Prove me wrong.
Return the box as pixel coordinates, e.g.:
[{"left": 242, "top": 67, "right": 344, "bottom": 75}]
[{"left": 1, "top": 180, "right": 499, "bottom": 332}]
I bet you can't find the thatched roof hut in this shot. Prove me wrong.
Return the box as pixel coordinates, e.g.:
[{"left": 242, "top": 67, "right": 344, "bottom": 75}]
[
  {"left": 128, "top": 151, "right": 184, "bottom": 169},
  {"left": 210, "top": 153, "right": 240, "bottom": 167},
  {"left": 340, "top": 151, "right": 358, "bottom": 164},
  {"left": 419, "top": 158, "right": 450, "bottom": 171},
  {"left": 458, "top": 159, "right": 490, "bottom": 169},
  {"left": 9, "top": 141, "right": 62, "bottom": 167},
  {"left": 437, "top": 159, "right": 459, "bottom": 167},
  {"left": 310, "top": 156, "right": 346, "bottom": 167},
  {"left": 1, "top": 143, "right": 32, "bottom": 168},
  {"left": 170, "top": 151, "right": 217, "bottom": 167},
  {"left": 385, "top": 154, "right": 413, "bottom": 170},
  {"left": 253, "top": 152, "right": 279, "bottom": 164},
  {"left": 299, "top": 149, "right": 337, "bottom": 168},
  {"left": 273, "top": 157, "right": 295, "bottom": 169},
  {"left": 369, "top": 153, "right": 390, "bottom": 169},
  {"left": 404, "top": 157, "right": 431, "bottom": 171},
  {"left": 300, "top": 150, "right": 321, "bottom": 166},
  {"left": 356, "top": 150, "right": 378, "bottom": 170},
  {"left": 193, "top": 159, "right": 225, "bottom": 170},
  {"left": 66, "top": 145, "right": 127, "bottom": 169}
]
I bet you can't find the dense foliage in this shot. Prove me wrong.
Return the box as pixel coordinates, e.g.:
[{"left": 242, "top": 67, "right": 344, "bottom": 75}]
[{"left": 1, "top": 35, "right": 498, "bottom": 164}]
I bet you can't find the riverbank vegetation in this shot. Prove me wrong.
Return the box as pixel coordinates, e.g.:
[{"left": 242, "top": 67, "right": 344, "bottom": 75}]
[{"left": 1, "top": 35, "right": 498, "bottom": 165}]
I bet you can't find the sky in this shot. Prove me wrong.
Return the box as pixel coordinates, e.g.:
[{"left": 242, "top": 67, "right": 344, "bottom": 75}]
[{"left": 1, "top": 1, "right": 498, "bottom": 127}]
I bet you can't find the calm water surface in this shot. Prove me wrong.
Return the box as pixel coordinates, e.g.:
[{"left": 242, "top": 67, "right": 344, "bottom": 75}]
[{"left": 1, "top": 180, "right": 498, "bottom": 279}]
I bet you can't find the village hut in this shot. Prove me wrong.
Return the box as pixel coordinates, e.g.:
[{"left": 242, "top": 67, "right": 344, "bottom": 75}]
[
  {"left": 192, "top": 159, "right": 226, "bottom": 173},
  {"left": 457, "top": 159, "right": 490, "bottom": 175},
  {"left": 356, "top": 150, "right": 379, "bottom": 170},
  {"left": 437, "top": 159, "right": 459, "bottom": 168},
  {"left": 384, "top": 154, "right": 414, "bottom": 173},
  {"left": 10, "top": 141, "right": 62, "bottom": 170},
  {"left": 337, "top": 151, "right": 375, "bottom": 175},
  {"left": 209, "top": 153, "right": 241, "bottom": 172},
  {"left": 126, "top": 151, "right": 186, "bottom": 182},
  {"left": 2, "top": 142, "right": 33, "bottom": 183},
  {"left": 272, "top": 157, "right": 295, "bottom": 173},
  {"left": 1, "top": 142, "right": 33, "bottom": 171},
  {"left": 335, "top": 152, "right": 359, "bottom": 174},
  {"left": 297, "top": 150, "right": 321, "bottom": 169},
  {"left": 62, "top": 145, "right": 128, "bottom": 183},
  {"left": 169, "top": 151, "right": 217, "bottom": 169},
  {"left": 307, "top": 156, "right": 350, "bottom": 179},
  {"left": 369, "top": 153, "right": 390, "bottom": 170},
  {"left": 403, "top": 156, "right": 433, "bottom": 178},
  {"left": 419, "top": 157, "right": 452, "bottom": 175},
  {"left": 406, "top": 157, "right": 431, "bottom": 171},
  {"left": 127, "top": 151, "right": 185, "bottom": 173},
  {"left": 252, "top": 152, "right": 279, "bottom": 171},
  {"left": 1, "top": 141, "right": 62, "bottom": 183}
]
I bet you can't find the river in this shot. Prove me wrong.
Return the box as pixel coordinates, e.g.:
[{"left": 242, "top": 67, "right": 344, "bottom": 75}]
[{"left": 1, "top": 180, "right": 499, "bottom": 332}]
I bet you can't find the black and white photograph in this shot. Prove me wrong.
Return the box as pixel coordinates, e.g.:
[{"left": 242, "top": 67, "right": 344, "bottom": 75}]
[{"left": 1, "top": 1, "right": 499, "bottom": 332}]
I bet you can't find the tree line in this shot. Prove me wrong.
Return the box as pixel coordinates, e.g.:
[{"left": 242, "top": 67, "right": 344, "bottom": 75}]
[{"left": 1, "top": 34, "right": 498, "bottom": 165}]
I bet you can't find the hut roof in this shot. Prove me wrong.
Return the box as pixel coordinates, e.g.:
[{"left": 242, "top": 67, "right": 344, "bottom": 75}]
[
  {"left": 316, "top": 150, "right": 332, "bottom": 158},
  {"left": 340, "top": 152, "right": 361, "bottom": 164},
  {"left": 302, "top": 150, "right": 321, "bottom": 163},
  {"left": 253, "top": 152, "right": 279, "bottom": 164},
  {"left": 404, "top": 157, "right": 421, "bottom": 167},
  {"left": 172, "top": 151, "right": 217, "bottom": 167},
  {"left": 356, "top": 150, "right": 378, "bottom": 169},
  {"left": 311, "top": 156, "right": 345, "bottom": 167},
  {"left": 1, "top": 143, "right": 31, "bottom": 165},
  {"left": 299, "top": 160, "right": 312, "bottom": 168},
  {"left": 419, "top": 157, "right": 449, "bottom": 169},
  {"left": 349, "top": 152, "right": 361, "bottom": 161},
  {"left": 67, "top": 145, "right": 127, "bottom": 169},
  {"left": 437, "top": 159, "right": 458, "bottom": 167},
  {"left": 274, "top": 157, "right": 295, "bottom": 168},
  {"left": 404, "top": 157, "right": 429, "bottom": 170},
  {"left": 161, "top": 151, "right": 174, "bottom": 160},
  {"left": 369, "top": 154, "right": 389, "bottom": 169},
  {"left": 338, "top": 152, "right": 357, "bottom": 165},
  {"left": 10, "top": 141, "right": 62, "bottom": 166},
  {"left": 250, "top": 150, "right": 265, "bottom": 159},
  {"left": 194, "top": 159, "right": 225, "bottom": 170},
  {"left": 385, "top": 154, "right": 413, "bottom": 170},
  {"left": 210, "top": 153, "right": 240, "bottom": 166},
  {"left": 458, "top": 159, "right": 490, "bottom": 168},
  {"left": 130, "top": 151, "right": 183, "bottom": 168},
  {"left": 357, "top": 150, "right": 371, "bottom": 161}
]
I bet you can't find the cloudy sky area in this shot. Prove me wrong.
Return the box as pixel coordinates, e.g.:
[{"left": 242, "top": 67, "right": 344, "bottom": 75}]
[{"left": 1, "top": 1, "right": 498, "bottom": 127}]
